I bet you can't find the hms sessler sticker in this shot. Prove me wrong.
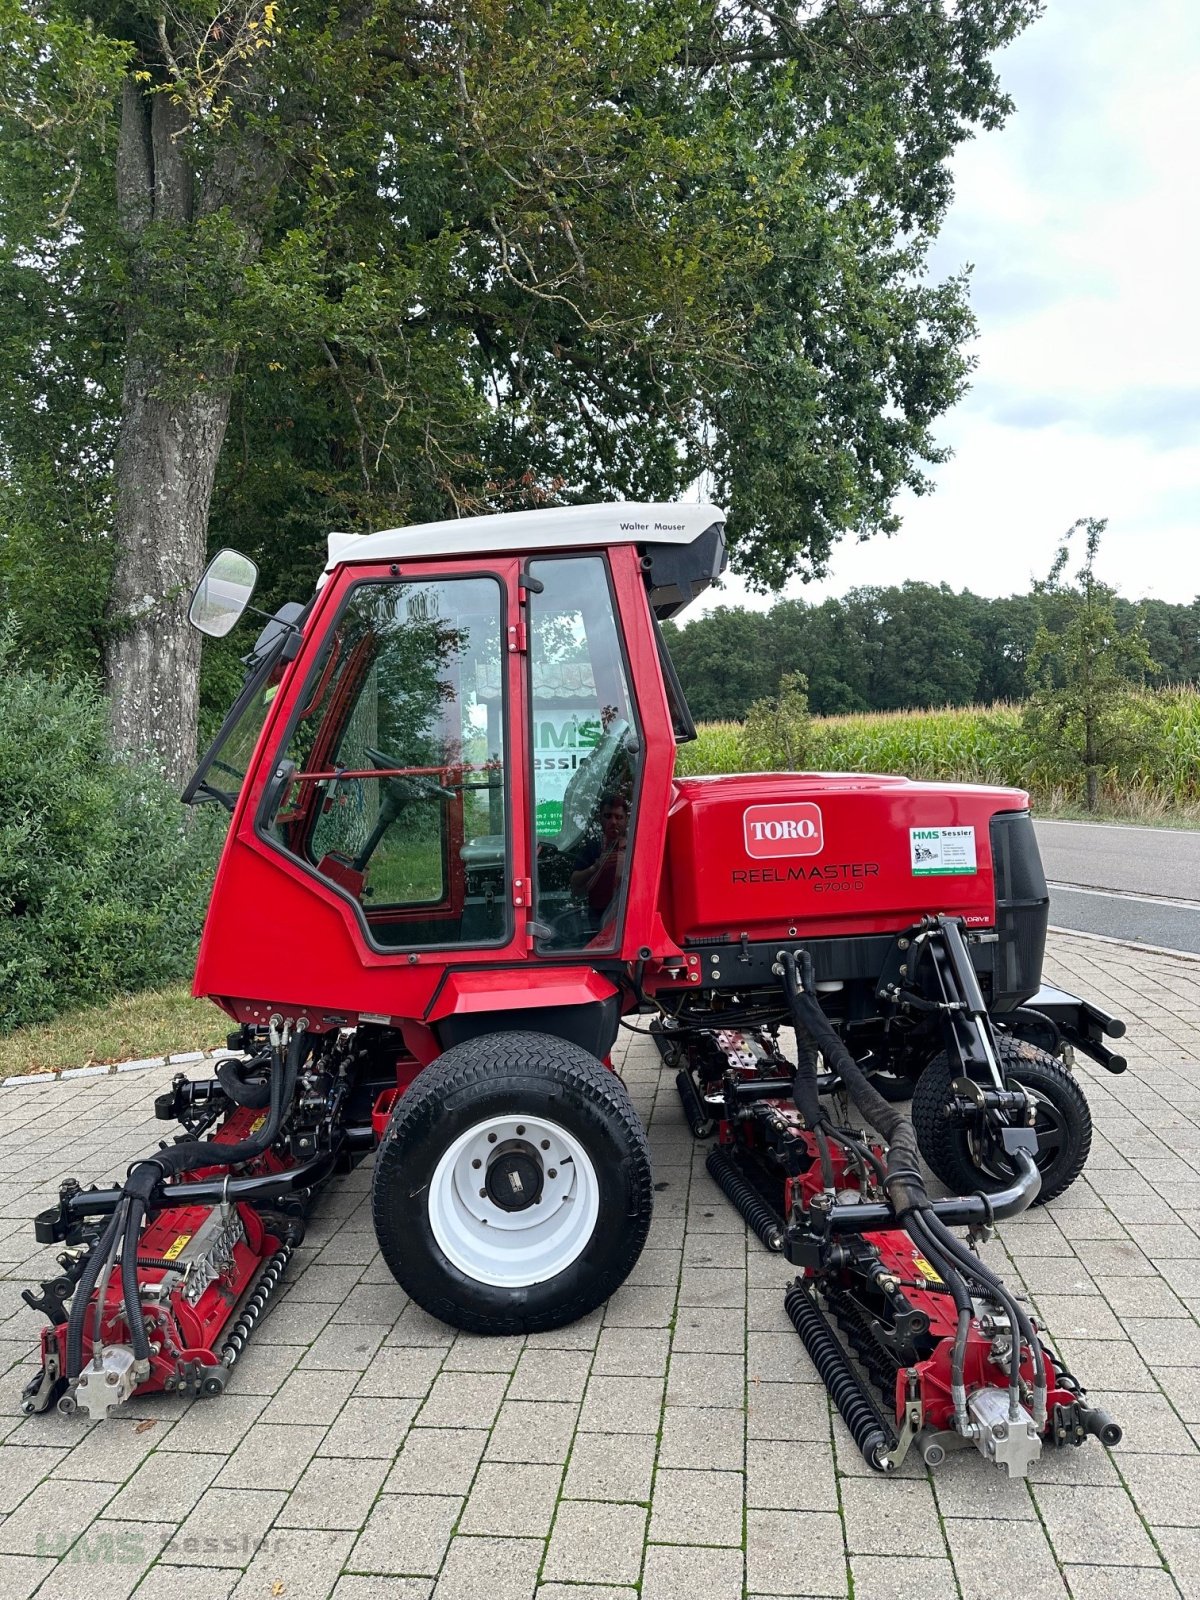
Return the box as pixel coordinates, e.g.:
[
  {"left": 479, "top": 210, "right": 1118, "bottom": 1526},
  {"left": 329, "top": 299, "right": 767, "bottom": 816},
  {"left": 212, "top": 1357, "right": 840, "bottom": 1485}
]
[{"left": 909, "top": 826, "right": 977, "bottom": 876}]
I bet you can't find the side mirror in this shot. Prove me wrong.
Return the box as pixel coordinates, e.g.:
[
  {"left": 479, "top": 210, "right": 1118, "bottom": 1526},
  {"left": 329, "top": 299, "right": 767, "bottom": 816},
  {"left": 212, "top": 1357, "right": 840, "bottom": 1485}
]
[{"left": 189, "top": 549, "right": 259, "bottom": 638}]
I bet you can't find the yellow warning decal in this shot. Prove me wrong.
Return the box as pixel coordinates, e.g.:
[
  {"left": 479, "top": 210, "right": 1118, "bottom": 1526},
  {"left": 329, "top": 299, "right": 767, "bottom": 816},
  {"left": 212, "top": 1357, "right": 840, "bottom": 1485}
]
[
  {"left": 163, "top": 1234, "right": 191, "bottom": 1261},
  {"left": 912, "top": 1254, "right": 942, "bottom": 1283},
  {"left": 249, "top": 1114, "right": 267, "bottom": 1134}
]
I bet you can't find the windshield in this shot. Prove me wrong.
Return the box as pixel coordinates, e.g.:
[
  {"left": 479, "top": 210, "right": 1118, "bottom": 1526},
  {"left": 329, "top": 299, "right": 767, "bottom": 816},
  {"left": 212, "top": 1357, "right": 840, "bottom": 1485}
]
[{"left": 183, "top": 643, "right": 289, "bottom": 810}]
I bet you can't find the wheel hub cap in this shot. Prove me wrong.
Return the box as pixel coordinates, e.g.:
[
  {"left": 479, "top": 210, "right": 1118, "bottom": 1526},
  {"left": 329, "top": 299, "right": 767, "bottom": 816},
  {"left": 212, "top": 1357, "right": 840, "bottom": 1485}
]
[{"left": 485, "top": 1141, "right": 544, "bottom": 1211}]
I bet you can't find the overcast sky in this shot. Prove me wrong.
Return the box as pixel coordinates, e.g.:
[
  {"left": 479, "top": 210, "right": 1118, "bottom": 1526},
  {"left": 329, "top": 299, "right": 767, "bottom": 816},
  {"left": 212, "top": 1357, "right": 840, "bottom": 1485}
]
[{"left": 699, "top": 0, "right": 1200, "bottom": 614}]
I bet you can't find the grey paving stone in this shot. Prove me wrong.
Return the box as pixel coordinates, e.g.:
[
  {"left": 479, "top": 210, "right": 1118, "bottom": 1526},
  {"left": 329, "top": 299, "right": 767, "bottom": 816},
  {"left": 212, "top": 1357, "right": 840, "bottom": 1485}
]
[
  {"left": 1033, "top": 1483, "right": 1159, "bottom": 1566},
  {"left": 578, "top": 1375, "right": 665, "bottom": 1435},
  {"left": 299, "top": 1321, "right": 390, "bottom": 1371},
  {"left": 601, "top": 1285, "right": 676, "bottom": 1329},
  {"left": 593, "top": 1326, "right": 672, "bottom": 1378},
  {"left": 850, "top": 1555, "right": 959, "bottom": 1600},
  {"left": 640, "top": 1544, "right": 744, "bottom": 1600},
  {"left": 0, "top": 1443, "right": 68, "bottom": 1513},
  {"left": 538, "top": 1587, "right": 636, "bottom": 1600},
  {"left": 331, "top": 1579, "right": 431, "bottom": 1600},
  {"left": 648, "top": 1467, "right": 743, "bottom": 1546},
  {"left": 0, "top": 1475, "right": 115, "bottom": 1556},
  {"left": 162, "top": 1487, "right": 288, "bottom": 1568},
  {"left": 276, "top": 1454, "right": 390, "bottom": 1529},
  {"left": 129, "top": 1567, "right": 240, "bottom": 1600},
  {"left": 35, "top": 1518, "right": 174, "bottom": 1600},
  {"left": 215, "top": 1423, "right": 328, "bottom": 1491},
  {"left": 929, "top": 1448, "right": 1036, "bottom": 1520},
  {"left": 260, "top": 1369, "right": 359, "bottom": 1425},
  {"left": 257, "top": 1296, "right": 337, "bottom": 1345},
  {"left": 657, "top": 1404, "right": 745, "bottom": 1471},
  {"left": 745, "top": 1438, "right": 837, "bottom": 1512},
  {"left": 543, "top": 1500, "right": 648, "bottom": 1586},
  {"left": 945, "top": 1513, "right": 1064, "bottom": 1600},
  {"left": 158, "top": 1394, "right": 269, "bottom": 1453},
  {"left": 319, "top": 1395, "right": 421, "bottom": 1457},
  {"left": 840, "top": 1476, "right": 942, "bottom": 1557},
  {"left": 385, "top": 1427, "right": 488, "bottom": 1495},
  {"left": 1120, "top": 1453, "right": 1200, "bottom": 1525},
  {"left": 0, "top": 1554, "right": 57, "bottom": 1600},
  {"left": 384, "top": 1305, "right": 458, "bottom": 1348},
  {"left": 745, "top": 1509, "right": 846, "bottom": 1597},
  {"left": 230, "top": 1526, "right": 355, "bottom": 1600},
  {"left": 665, "top": 1352, "right": 744, "bottom": 1409},
  {"left": 1063, "top": 1566, "right": 1182, "bottom": 1600},
  {"left": 435, "top": 1535, "right": 544, "bottom": 1600},
  {"left": 1101, "top": 1390, "right": 1197, "bottom": 1454},
  {"left": 562, "top": 1430, "right": 657, "bottom": 1502},
  {"left": 53, "top": 1419, "right": 166, "bottom": 1483},
  {"left": 507, "top": 1347, "right": 592, "bottom": 1403},
  {"left": 671, "top": 1307, "right": 745, "bottom": 1354},
  {"left": 105, "top": 1447, "right": 223, "bottom": 1521},
  {"left": 745, "top": 1378, "right": 829, "bottom": 1441},
  {"left": 485, "top": 1399, "right": 579, "bottom": 1465},
  {"left": 676, "top": 1268, "right": 746, "bottom": 1309},
  {"left": 353, "top": 1346, "right": 445, "bottom": 1399},
  {"left": 746, "top": 1330, "right": 819, "bottom": 1384},
  {"left": 460, "top": 1461, "right": 562, "bottom": 1536},
  {"left": 442, "top": 1334, "right": 527, "bottom": 1373},
  {"left": 349, "top": 1492, "right": 461, "bottom": 1575},
  {"left": 416, "top": 1371, "right": 509, "bottom": 1429}
]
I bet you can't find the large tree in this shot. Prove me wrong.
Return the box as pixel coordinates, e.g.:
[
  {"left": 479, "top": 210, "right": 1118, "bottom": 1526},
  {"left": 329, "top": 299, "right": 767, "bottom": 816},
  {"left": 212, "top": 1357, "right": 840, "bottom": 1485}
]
[{"left": 1, "top": 0, "right": 1040, "bottom": 784}]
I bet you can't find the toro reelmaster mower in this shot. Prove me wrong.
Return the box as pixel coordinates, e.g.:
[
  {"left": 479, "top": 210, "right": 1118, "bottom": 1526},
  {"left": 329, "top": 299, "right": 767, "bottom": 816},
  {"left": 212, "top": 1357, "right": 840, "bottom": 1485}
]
[{"left": 23, "top": 502, "right": 1126, "bottom": 1475}]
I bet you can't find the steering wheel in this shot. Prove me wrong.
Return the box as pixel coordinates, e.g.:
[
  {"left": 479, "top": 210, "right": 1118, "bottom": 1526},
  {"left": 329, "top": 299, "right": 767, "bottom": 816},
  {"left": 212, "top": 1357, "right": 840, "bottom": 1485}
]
[{"left": 365, "top": 746, "right": 457, "bottom": 804}]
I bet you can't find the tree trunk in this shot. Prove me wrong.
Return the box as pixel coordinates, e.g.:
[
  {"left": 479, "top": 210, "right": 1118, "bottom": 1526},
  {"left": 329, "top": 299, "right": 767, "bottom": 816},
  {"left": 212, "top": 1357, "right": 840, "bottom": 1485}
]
[{"left": 104, "top": 82, "right": 251, "bottom": 790}]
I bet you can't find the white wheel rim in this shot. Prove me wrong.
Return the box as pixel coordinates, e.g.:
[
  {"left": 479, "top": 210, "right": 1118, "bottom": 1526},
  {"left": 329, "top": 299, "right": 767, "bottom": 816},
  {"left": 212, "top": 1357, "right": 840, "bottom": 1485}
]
[{"left": 427, "top": 1113, "right": 600, "bottom": 1289}]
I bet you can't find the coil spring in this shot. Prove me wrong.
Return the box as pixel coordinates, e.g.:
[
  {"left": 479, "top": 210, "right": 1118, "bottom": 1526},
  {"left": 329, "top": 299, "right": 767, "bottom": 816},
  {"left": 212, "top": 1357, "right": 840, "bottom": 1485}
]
[
  {"left": 676, "top": 1070, "right": 715, "bottom": 1139},
  {"left": 784, "top": 1278, "right": 895, "bottom": 1472},
  {"left": 706, "top": 1147, "right": 784, "bottom": 1252},
  {"left": 219, "top": 1245, "right": 292, "bottom": 1366}
]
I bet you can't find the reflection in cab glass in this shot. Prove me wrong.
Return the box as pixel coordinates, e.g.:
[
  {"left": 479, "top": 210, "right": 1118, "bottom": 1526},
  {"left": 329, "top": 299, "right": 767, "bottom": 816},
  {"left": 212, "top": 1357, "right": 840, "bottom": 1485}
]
[
  {"left": 527, "top": 556, "right": 642, "bottom": 951},
  {"left": 264, "top": 577, "right": 509, "bottom": 950}
]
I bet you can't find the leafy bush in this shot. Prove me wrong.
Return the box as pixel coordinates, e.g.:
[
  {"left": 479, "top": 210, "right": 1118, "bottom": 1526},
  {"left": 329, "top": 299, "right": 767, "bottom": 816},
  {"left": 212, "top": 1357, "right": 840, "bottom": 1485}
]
[
  {"left": 0, "top": 633, "right": 222, "bottom": 1032},
  {"left": 740, "top": 672, "right": 811, "bottom": 771}
]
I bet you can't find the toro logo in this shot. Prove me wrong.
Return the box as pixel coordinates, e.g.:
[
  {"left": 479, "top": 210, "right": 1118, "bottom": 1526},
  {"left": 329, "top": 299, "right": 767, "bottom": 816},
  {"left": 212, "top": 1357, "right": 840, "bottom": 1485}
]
[{"left": 743, "top": 803, "right": 824, "bottom": 859}]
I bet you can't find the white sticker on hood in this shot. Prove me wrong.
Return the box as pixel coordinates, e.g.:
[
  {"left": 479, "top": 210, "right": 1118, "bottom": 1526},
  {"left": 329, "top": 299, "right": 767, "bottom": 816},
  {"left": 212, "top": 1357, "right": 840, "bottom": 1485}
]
[{"left": 910, "top": 826, "right": 977, "bottom": 876}]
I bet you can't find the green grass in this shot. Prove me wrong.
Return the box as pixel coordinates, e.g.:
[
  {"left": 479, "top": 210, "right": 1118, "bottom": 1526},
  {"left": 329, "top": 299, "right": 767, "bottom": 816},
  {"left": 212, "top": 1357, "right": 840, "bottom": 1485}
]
[{"left": 0, "top": 985, "right": 228, "bottom": 1080}]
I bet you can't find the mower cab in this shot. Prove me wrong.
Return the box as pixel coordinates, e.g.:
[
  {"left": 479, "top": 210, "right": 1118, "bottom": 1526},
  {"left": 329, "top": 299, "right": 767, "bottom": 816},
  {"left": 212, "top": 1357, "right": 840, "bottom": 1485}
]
[{"left": 24, "top": 502, "right": 1126, "bottom": 1477}]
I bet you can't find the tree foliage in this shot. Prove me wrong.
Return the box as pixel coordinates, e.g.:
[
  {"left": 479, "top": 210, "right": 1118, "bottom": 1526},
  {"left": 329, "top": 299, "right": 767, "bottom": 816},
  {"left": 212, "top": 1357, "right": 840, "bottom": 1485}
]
[
  {"left": 1023, "top": 518, "right": 1157, "bottom": 811},
  {"left": 661, "top": 580, "right": 1198, "bottom": 724},
  {"left": 2, "top": 0, "right": 1042, "bottom": 760}
]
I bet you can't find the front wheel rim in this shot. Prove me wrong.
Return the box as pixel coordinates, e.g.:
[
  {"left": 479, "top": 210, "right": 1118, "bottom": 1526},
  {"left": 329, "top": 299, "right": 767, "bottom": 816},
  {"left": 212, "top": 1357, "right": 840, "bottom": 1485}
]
[{"left": 427, "top": 1113, "right": 600, "bottom": 1289}]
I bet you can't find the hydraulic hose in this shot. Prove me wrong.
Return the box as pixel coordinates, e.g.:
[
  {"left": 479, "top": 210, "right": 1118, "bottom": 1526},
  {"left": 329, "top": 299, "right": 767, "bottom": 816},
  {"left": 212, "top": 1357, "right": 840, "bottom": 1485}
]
[
  {"left": 907, "top": 1209, "right": 977, "bottom": 1434},
  {"left": 65, "top": 1200, "right": 126, "bottom": 1381},
  {"left": 216, "top": 1051, "right": 273, "bottom": 1110},
  {"left": 120, "top": 1199, "right": 151, "bottom": 1364}
]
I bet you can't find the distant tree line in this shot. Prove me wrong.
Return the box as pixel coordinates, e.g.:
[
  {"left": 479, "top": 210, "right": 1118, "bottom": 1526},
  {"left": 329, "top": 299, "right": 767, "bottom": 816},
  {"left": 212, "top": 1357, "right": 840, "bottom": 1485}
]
[{"left": 661, "top": 582, "right": 1200, "bottom": 722}]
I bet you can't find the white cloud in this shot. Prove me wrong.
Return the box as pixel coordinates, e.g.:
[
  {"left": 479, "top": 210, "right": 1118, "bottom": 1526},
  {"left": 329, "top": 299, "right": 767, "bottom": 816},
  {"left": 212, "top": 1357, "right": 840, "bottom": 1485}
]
[{"left": 701, "top": 0, "right": 1200, "bottom": 613}]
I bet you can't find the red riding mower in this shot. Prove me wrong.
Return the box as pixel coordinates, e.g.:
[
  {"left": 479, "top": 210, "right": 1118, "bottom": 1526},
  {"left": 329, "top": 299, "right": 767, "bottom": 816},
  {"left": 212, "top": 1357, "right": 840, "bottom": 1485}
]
[{"left": 23, "top": 503, "right": 1125, "bottom": 1476}]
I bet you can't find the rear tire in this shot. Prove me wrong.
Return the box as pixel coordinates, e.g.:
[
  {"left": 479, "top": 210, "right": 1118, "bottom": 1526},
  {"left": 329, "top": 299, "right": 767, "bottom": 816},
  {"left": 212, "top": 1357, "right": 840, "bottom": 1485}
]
[
  {"left": 372, "top": 1031, "right": 653, "bottom": 1333},
  {"left": 911, "top": 1035, "right": 1091, "bottom": 1205}
]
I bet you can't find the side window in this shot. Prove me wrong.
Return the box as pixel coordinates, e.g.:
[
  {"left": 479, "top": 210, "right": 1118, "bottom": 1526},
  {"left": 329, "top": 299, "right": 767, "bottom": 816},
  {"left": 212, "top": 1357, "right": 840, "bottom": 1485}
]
[
  {"left": 528, "top": 556, "right": 641, "bottom": 951},
  {"left": 263, "top": 576, "right": 509, "bottom": 949}
]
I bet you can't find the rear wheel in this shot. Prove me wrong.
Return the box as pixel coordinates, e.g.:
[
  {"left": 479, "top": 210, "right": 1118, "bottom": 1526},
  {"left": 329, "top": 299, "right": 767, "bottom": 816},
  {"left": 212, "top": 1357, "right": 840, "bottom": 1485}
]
[
  {"left": 911, "top": 1035, "right": 1091, "bottom": 1205},
  {"left": 372, "top": 1031, "right": 653, "bottom": 1333}
]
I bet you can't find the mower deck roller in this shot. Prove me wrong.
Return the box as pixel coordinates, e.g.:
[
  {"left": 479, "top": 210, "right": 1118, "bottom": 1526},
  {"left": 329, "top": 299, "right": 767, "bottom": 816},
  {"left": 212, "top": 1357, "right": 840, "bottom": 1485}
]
[{"left": 24, "top": 502, "right": 1124, "bottom": 1476}]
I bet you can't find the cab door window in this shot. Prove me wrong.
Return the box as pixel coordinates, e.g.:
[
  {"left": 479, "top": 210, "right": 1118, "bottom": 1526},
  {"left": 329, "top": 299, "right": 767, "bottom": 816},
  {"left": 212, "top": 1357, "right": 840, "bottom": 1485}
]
[
  {"left": 527, "top": 555, "right": 641, "bottom": 951},
  {"left": 263, "top": 576, "right": 509, "bottom": 950}
]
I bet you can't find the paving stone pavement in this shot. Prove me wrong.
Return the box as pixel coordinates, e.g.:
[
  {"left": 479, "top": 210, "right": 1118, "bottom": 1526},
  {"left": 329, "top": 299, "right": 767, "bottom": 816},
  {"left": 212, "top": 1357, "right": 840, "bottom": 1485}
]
[{"left": 0, "top": 929, "right": 1197, "bottom": 1600}]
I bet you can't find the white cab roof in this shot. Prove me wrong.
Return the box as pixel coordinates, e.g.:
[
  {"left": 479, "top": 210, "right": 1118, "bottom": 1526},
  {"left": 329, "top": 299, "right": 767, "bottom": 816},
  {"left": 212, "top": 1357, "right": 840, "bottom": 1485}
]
[{"left": 323, "top": 501, "right": 725, "bottom": 573}]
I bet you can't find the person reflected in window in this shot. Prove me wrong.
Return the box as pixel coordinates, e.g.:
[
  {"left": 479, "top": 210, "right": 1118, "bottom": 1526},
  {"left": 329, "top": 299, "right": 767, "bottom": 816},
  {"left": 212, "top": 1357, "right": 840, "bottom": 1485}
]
[{"left": 569, "top": 792, "right": 629, "bottom": 922}]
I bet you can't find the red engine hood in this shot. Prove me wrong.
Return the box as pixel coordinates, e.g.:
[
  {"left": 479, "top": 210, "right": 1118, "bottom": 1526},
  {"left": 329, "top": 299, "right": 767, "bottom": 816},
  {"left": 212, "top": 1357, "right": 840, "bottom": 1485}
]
[{"left": 661, "top": 772, "right": 1031, "bottom": 944}]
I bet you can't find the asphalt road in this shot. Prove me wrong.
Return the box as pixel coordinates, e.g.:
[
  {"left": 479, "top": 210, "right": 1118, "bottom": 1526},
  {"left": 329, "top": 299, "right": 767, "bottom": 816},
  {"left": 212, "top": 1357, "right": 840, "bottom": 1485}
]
[{"left": 1033, "top": 817, "right": 1200, "bottom": 953}]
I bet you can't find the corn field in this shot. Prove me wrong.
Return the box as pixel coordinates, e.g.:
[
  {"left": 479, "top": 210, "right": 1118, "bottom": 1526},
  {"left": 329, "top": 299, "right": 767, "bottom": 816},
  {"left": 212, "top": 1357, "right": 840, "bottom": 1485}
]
[{"left": 677, "top": 688, "right": 1200, "bottom": 820}]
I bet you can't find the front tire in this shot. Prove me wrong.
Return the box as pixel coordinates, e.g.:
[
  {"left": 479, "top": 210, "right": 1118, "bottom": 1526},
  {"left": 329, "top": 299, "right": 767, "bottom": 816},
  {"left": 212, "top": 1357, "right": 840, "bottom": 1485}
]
[
  {"left": 372, "top": 1031, "right": 653, "bottom": 1333},
  {"left": 911, "top": 1035, "right": 1091, "bottom": 1205}
]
